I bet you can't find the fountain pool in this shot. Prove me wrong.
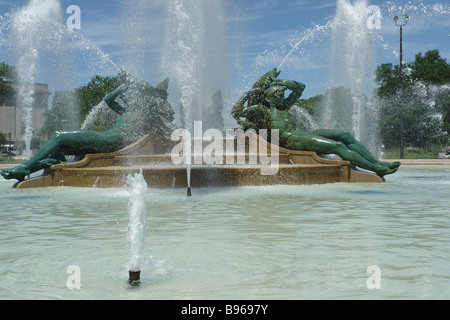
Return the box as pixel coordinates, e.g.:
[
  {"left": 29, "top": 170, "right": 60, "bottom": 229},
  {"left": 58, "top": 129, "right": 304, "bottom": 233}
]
[{"left": 1, "top": 166, "right": 449, "bottom": 300}]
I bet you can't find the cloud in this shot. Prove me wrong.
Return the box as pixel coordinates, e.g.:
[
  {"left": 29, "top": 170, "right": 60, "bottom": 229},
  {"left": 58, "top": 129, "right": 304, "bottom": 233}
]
[
  {"left": 293, "top": 0, "right": 336, "bottom": 11},
  {"left": 251, "top": 0, "right": 282, "bottom": 11}
]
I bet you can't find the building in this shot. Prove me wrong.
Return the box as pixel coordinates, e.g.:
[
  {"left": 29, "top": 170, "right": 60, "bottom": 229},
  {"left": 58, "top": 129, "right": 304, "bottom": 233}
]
[{"left": 0, "top": 82, "right": 51, "bottom": 143}]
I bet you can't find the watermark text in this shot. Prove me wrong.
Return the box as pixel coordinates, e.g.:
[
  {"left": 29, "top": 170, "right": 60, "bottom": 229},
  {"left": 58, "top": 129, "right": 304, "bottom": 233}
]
[
  {"left": 367, "top": 265, "right": 381, "bottom": 290},
  {"left": 367, "top": 5, "right": 382, "bottom": 30},
  {"left": 66, "top": 5, "right": 81, "bottom": 31},
  {"left": 66, "top": 265, "right": 81, "bottom": 290},
  {"left": 171, "top": 121, "right": 280, "bottom": 176}
]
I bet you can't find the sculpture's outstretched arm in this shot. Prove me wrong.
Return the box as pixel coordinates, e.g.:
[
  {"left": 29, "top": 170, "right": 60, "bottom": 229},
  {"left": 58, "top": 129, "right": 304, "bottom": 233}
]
[
  {"left": 104, "top": 85, "right": 127, "bottom": 115},
  {"left": 252, "top": 68, "right": 281, "bottom": 90}
]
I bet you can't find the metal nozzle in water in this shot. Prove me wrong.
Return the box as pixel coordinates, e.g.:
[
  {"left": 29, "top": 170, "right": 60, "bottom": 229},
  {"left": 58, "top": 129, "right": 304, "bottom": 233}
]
[
  {"left": 128, "top": 270, "right": 141, "bottom": 285},
  {"left": 187, "top": 187, "right": 192, "bottom": 197}
]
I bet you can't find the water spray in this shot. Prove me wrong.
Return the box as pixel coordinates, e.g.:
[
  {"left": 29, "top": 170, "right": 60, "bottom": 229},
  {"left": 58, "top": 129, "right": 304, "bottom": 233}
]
[
  {"left": 277, "top": 20, "right": 332, "bottom": 71},
  {"left": 47, "top": 13, "right": 123, "bottom": 74},
  {"left": 126, "top": 169, "right": 148, "bottom": 286},
  {"left": 186, "top": 137, "right": 192, "bottom": 197}
]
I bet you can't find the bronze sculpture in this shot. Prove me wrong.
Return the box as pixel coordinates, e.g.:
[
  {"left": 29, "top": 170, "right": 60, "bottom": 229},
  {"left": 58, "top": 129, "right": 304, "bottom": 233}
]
[
  {"left": 232, "top": 69, "right": 400, "bottom": 177},
  {"left": 2, "top": 69, "right": 400, "bottom": 182},
  {"left": 1, "top": 75, "right": 176, "bottom": 182}
]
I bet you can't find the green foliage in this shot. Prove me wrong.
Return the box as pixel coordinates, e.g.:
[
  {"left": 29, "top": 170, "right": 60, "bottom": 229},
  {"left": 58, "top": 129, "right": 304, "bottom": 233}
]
[
  {"left": 438, "top": 88, "right": 450, "bottom": 136},
  {"left": 375, "top": 50, "right": 450, "bottom": 97},
  {"left": 75, "top": 74, "right": 126, "bottom": 132},
  {"left": 375, "top": 63, "right": 404, "bottom": 97},
  {"left": 375, "top": 50, "right": 450, "bottom": 149},
  {"left": 76, "top": 75, "right": 124, "bottom": 119},
  {"left": 410, "top": 50, "right": 450, "bottom": 85},
  {"left": 296, "top": 94, "right": 324, "bottom": 119},
  {"left": 38, "top": 75, "right": 125, "bottom": 138},
  {"left": 0, "top": 62, "right": 17, "bottom": 103},
  {"left": 381, "top": 91, "right": 446, "bottom": 148}
]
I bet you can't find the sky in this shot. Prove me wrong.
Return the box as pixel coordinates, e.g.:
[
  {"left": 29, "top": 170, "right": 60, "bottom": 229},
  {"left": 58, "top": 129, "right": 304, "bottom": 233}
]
[{"left": 0, "top": 0, "right": 449, "bottom": 119}]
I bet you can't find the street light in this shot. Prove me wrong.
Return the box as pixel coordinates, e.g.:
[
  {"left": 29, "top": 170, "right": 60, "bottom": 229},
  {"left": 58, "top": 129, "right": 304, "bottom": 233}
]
[{"left": 394, "top": 14, "right": 409, "bottom": 159}]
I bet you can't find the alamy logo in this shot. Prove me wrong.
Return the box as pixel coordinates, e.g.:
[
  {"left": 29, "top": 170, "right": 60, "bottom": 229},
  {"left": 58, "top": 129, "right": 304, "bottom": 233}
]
[
  {"left": 367, "top": 5, "right": 381, "bottom": 30},
  {"left": 66, "top": 265, "right": 81, "bottom": 290},
  {"left": 171, "top": 121, "right": 280, "bottom": 176},
  {"left": 367, "top": 265, "right": 381, "bottom": 290},
  {"left": 66, "top": 5, "right": 81, "bottom": 31}
]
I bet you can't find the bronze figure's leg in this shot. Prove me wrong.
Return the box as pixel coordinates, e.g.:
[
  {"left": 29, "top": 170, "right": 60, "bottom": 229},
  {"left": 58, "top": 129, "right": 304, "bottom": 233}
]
[
  {"left": 312, "top": 129, "right": 401, "bottom": 170},
  {"left": 286, "top": 131, "right": 400, "bottom": 177},
  {"left": 1, "top": 130, "right": 123, "bottom": 181}
]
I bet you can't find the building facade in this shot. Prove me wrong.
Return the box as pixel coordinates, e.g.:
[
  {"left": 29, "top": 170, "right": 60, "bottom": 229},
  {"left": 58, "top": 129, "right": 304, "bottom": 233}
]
[{"left": 0, "top": 82, "right": 51, "bottom": 143}]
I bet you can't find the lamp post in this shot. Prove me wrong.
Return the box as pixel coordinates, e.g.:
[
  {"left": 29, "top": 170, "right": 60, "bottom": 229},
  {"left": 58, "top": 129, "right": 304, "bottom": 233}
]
[{"left": 394, "top": 14, "right": 409, "bottom": 159}]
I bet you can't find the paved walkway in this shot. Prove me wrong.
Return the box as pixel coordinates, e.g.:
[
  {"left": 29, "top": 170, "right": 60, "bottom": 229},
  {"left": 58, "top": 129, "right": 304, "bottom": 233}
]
[{"left": 390, "top": 159, "right": 450, "bottom": 166}]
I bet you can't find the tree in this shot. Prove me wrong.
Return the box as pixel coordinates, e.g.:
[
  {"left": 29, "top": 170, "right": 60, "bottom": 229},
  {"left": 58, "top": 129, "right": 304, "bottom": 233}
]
[
  {"left": 296, "top": 94, "right": 324, "bottom": 120},
  {"left": 75, "top": 74, "right": 125, "bottom": 132},
  {"left": 375, "top": 63, "right": 408, "bottom": 97},
  {"left": 375, "top": 50, "right": 450, "bottom": 149},
  {"left": 76, "top": 75, "right": 124, "bottom": 119},
  {"left": 0, "top": 62, "right": 17, "bottom": 104},
  {"left": 375, "top": 50, "right": 450, "bottom": 96},
  {"left": 410, "top": 50, "right": 450, "bottom": 85}
]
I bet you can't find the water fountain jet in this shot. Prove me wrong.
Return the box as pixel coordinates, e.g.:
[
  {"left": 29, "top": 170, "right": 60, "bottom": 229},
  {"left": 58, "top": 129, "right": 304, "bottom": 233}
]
[
  {"left": 186, "top": 138, "right": 192, "bottom": 197},
  {"left": 162, "top": 0, "right": 229, "bottom": 133},
  {"left": 278, "top": 20, "right": 333, "bottom": 72},
  {"left": 126, "top": 169, "right": 148, "bottom": 286},
  {"left": 4, "top": 0, "right": 407, "bottom": 189},
  {"left": 321, "top": 0, "right": 376, "bottom": 144},
  {"left": 10, "top": 0, "right": 64, "bottom": 159}
]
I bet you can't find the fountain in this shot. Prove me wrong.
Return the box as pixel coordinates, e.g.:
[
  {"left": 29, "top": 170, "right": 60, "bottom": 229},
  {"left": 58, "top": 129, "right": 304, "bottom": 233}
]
[
  {"left": 277, "top": 20, "right": 333, "bottom": 72},
  {"left": 1, "top": 0, "right": 449, "bottom": 300},
  {"left": 2, "top": 0, "right": 399, "bottom": 189}
]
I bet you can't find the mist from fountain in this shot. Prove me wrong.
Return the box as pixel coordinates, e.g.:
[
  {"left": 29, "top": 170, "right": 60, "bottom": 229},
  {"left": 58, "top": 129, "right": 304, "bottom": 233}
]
[
  {"left": 320, "top": 0, "right": 375, "bottom": 143},
  {"left": 69, "top": 31, "right": 121, "bottom": 74},
  {"left": 161, "top": 0, "right": 229, "bottom": 133},
  {"left": 10, "top": 0, "right": 64, "bottom": 159},
  {"left": 80, "top": 101, "right": 113, "bottom": 130},
  {"left": 278, "top": 21, "right": 333, "bottom": 72},
  {"left": 289, "top": 105, "right": 319, "bottom": 132}
]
